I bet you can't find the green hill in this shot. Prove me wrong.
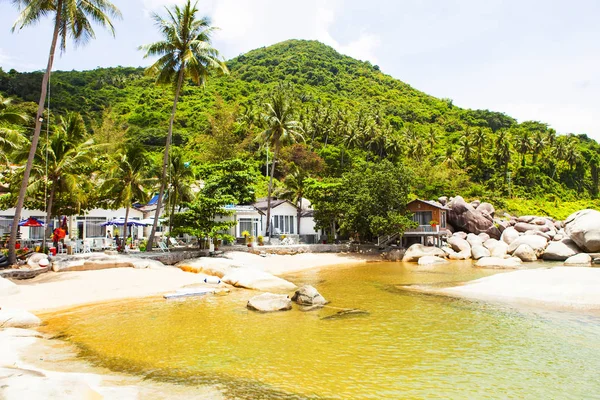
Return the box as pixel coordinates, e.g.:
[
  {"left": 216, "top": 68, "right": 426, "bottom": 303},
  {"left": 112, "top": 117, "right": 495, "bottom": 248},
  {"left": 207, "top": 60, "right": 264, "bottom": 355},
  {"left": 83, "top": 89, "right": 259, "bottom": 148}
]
[{"left": 1, "top": 39, "right": 599, "bottom": 218}]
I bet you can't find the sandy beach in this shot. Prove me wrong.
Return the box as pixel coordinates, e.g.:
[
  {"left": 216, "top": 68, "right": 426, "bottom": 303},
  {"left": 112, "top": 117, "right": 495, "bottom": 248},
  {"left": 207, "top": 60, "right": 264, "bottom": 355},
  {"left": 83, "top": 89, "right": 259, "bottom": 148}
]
[{"left": 0, "top": 251, "right": 368, "bottom": 399}]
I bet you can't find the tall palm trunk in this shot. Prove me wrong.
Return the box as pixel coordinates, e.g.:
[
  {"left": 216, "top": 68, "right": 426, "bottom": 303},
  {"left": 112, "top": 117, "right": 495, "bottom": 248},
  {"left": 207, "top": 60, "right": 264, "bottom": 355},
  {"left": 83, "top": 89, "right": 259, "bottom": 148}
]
[
  {"left": 123, "top": 205, "right": 130, "bottom": 248},
  {"left": 169, "top": 189, "right": 177, "bottom": 234},
  {"left": 147, "top": 69, "right": 184, "bottom": 251},
  {"left": 42, "top": 181, "right": 57, "bottom": 251},
  {"left": 265, "top": 148, "right": 278, "bottom": 243},
  {"left": 297, "top": 197, "right": 302, "bottom": 235},
  {"left": 8, "top": 2, "right": 62, "bottom": 265}
]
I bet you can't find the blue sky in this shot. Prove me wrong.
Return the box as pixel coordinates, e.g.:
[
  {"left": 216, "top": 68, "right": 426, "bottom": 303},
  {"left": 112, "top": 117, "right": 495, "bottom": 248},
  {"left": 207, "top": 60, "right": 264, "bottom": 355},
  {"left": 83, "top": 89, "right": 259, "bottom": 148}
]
[{"left": 0, "top": 0, "right": 599, "bottom": 139}]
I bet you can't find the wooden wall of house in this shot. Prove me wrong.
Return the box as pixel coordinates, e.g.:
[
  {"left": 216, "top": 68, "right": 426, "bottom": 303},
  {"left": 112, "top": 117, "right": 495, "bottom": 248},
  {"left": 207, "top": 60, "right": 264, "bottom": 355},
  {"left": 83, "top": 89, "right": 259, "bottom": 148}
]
[{"left": 407, "top": 202, "right": 441, "bottom": 224}]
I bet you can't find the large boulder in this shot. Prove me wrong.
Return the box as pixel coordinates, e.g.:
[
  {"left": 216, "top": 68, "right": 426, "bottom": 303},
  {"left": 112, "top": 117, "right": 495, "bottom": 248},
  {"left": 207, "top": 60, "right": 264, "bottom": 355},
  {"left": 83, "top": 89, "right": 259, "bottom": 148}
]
[
  {"left": 417, "top": 256, "right": 449, "bottom": 265},
  {"left": 471, "top": 245, "right": 491, "bottom": 260},
  {"left": 0, "top": 308, "right": 41, "bottom": 328},
  {"left": 447, "top": 236, "right": 471, "bottom": 260},
  {"left": 475, "top": 257, "right": 522, "bottom": 269},
  {"left": 564, "top": 253, "right": 592, "bottom": 266},
  {"left": 0, "top": 276, "right": 19, "bottom": 297},
  {"left": 177, "top": 257, "right": 241, "bottom": 277},
  {"left": 477, "top": 202, "right": 496, "bottom": 217},
  {"left": 247, "top": 293, "right": 292, "bottom": 312},
  {"left": 466, "top": 233, "right": 483, "bottom": 247},
  {"left": 542, "top": 238, "right": 582, "bottom": 261},
  {"left": 402, "top": 244, "right": 446, "bottom": 262},
  {"left": 291, "top": 285, "right": 328, "bottom": 306},
  {"left": 565, "top": 209, "right": 600, "bottom": 252},
  {"left": 514, "top": 222, "right": 551, "bottom": 233},
  {"left": 513, "top": 244, "right": 537, "bottom": 262},
  {"left": 222, "top": 269, "right": 296, "bottom": 292},
  {"left": 452, "top": 231, "right": 467, "bottom": 240},
  {"left": 508, "top": 235, "right": 548, "bottom": 257},
  {"left": 447, "top": 196, "right": 501, "bottom": 239},
  {"left": 501, "top": 227, "right": 520, "bottom": 245}
]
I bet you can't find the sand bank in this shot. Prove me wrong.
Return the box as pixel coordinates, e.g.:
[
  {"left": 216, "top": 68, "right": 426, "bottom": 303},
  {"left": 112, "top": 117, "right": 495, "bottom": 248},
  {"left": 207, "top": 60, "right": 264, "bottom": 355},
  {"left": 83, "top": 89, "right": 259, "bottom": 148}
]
[{"left": 440, "top": 267, "right": 600, "bottom": 310}]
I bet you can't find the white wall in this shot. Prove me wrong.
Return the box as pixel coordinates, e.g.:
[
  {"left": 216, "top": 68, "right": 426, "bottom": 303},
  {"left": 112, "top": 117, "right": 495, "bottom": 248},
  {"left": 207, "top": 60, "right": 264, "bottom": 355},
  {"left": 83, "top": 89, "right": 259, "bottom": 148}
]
[{"left": 299, "top": 216, "right": 319, "bottom": 236}]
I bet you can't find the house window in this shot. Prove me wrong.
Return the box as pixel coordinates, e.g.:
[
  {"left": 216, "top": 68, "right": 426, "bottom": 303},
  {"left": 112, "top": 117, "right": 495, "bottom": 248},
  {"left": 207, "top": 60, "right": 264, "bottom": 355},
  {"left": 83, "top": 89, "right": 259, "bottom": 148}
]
[
  {"left": 0, "top": 216, "right": 12, "bottom": 236},
  {"left": 441, "top": 211, "right": 446, "bottom": 228},
  {"left": 86, "top": 217, "right": 106, "bottom": 238},
  {"left": 413, "top": 211, "right": 432, "bottom": 226},
  {"left": 239, "top": 218, "right": 253, "bottom": 237},
  {"left": 271, "top": 215, "right": 295, "bottom": 234}
]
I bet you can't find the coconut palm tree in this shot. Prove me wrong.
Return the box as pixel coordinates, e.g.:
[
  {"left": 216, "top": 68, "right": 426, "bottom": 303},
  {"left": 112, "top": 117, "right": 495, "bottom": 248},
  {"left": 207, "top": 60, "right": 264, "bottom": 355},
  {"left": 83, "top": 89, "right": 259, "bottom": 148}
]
[
  {"left": 101, "top": 144, "right": 153, "bottom": 242},
  {"left": 166, "top": 148, "right": 195, "bottom": 234},
  {"left": 458, "top": 136, "right": 472, "bottom": 166},
  {"left": 276, "top": 164, "right": 307, "bottom": 235},
  {"left": 0, "top": 95, "right": 29, "bottom": 165},
  {"left": 259, "top": 85, "right": 304, "bottom": 240},
  {"left": 7, "top": 0, "right": 121, "bottom": 265},
  {"left": 140, "top": 0, "right": 228, "bottom": 251},
  {"left": 472, "top": 128, "right": 486, "bottom": 167},
  {"left": 531, "top": 131, "right": 546, "bottom": 165}
]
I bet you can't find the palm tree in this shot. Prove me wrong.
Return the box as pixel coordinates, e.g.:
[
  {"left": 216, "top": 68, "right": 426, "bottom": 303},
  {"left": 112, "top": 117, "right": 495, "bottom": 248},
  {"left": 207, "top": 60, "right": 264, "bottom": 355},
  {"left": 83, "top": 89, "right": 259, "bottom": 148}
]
[
  {"left": 458, "top": 136, "right": 472, "bottom": 166},
  {"left": 0, "top": 95, "right": 29, "bottom": 165},
  {"left": 21, "top": 112, "right": 96, "bottom": 250},
  {"left": 428, "top": 126, "right": 437, "bottom": 152},
  {"left": 494, "top": 130, "right": 511, "bottom": 176},
  {"left": 276, "top": 164, "right": 307, "bottom": 234},
  {"left": 7, "top": 0, "right": 121, "bottom": 265},
  {"left": 166, "top": 148, "right": 195, "bottom": 233},
  {"left": 472, "top": 128, "right": 486, "bottom": 167},
  {"left": 101, "top": 144, "right": 152, "bottom": 242},
  {"left": 140, "top": 0, "right": 228, "bottom": 251},
  {"left": 531, "top": 131, "right": 546, "bottom": 165},
  {"left": 516, "top": 130, "right": 531, "bottom": 167},
  {"left": 259, "top": 85, "right": 304, "bottom": 240}
]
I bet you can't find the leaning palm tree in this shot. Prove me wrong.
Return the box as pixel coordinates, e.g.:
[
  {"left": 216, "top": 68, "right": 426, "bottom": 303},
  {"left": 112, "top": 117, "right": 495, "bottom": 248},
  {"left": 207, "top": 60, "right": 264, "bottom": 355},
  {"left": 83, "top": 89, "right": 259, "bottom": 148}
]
[
  {"left": 140, "top": 0, "right": 228, "bottom": 251},
  {"left": 259, "top": 85, "right": 304, "bottom": 240},
  {"left": 7, "top": 0, "right": 121, "bottom": 265},
  {"left": 101, "top": 144, "right": 152, "bottom": 242}
]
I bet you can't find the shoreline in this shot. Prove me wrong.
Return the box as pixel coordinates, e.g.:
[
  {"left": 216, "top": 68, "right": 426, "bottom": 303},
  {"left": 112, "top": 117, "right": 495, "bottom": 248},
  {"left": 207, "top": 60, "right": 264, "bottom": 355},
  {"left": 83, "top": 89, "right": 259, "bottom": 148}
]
[{"left": 0, "top": 251, "right": 371, "bottom": 399}]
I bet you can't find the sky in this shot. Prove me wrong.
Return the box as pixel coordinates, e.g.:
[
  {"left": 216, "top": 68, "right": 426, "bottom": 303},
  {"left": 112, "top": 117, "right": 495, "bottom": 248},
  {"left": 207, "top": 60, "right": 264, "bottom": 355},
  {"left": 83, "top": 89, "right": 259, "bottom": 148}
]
[{"left": 0, "top": 0, "right": 599, "bottom": 139}]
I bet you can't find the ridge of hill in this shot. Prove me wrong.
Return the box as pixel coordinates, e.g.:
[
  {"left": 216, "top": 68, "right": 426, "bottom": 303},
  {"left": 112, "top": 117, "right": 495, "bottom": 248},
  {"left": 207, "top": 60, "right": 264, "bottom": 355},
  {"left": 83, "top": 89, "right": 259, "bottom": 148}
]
[{"left": 1, "top": 39, "right": 599, "bottom": 218}]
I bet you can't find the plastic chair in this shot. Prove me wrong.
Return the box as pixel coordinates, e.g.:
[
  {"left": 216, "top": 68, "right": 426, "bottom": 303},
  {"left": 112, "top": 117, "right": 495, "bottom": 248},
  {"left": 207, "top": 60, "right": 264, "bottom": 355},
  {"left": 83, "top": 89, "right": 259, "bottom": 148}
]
[{"left": 158, "top": 241, "right": 170, "bottom": 253}]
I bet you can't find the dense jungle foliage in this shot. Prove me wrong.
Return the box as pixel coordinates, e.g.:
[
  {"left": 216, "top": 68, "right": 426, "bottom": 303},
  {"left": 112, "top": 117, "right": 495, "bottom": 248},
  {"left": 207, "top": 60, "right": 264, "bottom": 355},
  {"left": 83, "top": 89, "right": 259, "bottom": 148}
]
[{"left": 1, "top": 39, "right": 599, "bottom": 238}]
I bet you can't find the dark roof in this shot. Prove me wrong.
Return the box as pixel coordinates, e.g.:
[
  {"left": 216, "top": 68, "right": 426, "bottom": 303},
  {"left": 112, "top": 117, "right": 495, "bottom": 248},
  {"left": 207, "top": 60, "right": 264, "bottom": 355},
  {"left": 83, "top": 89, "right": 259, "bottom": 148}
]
[
  {"left": 407, "top": 199, "right": 449, "bottom": 210},
  {"left": 301, "top": 210, "right": 315, "bottom": 218},
  {"left": 253, "top": 197, "right": 298, "bottom": 212}
]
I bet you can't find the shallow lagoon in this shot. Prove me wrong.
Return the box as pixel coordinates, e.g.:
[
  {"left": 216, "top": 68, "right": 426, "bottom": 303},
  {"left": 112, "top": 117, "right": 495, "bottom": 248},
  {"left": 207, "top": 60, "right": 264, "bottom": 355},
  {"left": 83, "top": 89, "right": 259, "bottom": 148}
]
[{"left": 42, "top": 261, "right": 600, "bottom": 399}]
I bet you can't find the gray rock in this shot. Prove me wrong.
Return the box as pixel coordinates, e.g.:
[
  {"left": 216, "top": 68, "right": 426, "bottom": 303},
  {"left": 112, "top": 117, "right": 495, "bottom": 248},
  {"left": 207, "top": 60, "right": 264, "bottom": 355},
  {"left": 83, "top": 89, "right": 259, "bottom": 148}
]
[
  {"left": 513, "top": 244, "right": 537, "bottom": 262},
  {"left": 447, "top": 196, "right": 501, "bottom": 239},
  {"left": 478, "top": 202, "right": 496, "bottom": 217},
  {"left": 517, "top": 216, "right": 535, "bottom": 223},
  {"left": 438, "top": 196, "right": 448, "bottom": 205},
  {"left": 508, "top": 235, "right": 548, "bottom": 256},
  {"left": 402, "top": 244, "right": 446, "bottom": 262},
  {"left": 223, "top": 269, "right": 296, "bottom": 292},
  {"left": 291, "top": 285, "right": 328, "bottom": 306},
  {"left": 542, "top": 239, "right": 582, "bottom": 261},
  {"left": 448, "top": 236, "right": 472, "bottom": 260},
  {"left": 533, "top": 231, "right": 552, "bottom": 241},
  {"left": 322, "top": 309, "right": 369, "bottom": 320},
  {"left": 418, "top": 256, "right": 449, "bottom": 265},
  {"left": 247, "top": 293, "right": 292, "bottom": 312},
  {"left": 501, "top": 227, "right": 520, "bottom": 245},
  {"left": 478, "top": 233, "right": 491, "bottom": 242},
  {"left": 564, "top": 209, "right": 600, "bottom": 252},
  {"left": 453, "top": 231, "right": 467, "bottom": 240},
  {"left": 27, "top": 253, "right": 49, "bottom": 269},
  {"left": 514, "top": 222, "right": 550, "bottom": 233},
  {"left": 471, "top": 245, "right": 491, "bottom": 260},
  {"left": 0, "top": 308, "right": 41, "bottom": 328},
  {"left": 470, "top": 200, "right": 481, "bottom": 208},
  {"left": 564, "top": 253, "right": 592, "bottom": 266},
  {"left": 475, "top": 257, "right": 522, "bottom": 269},
  {"left": 554, "top": 220, "right": 564, "bottom": 230},
  {"left": 466, "top": 233, "right": 483, "bottom": 247},
  {"left": 490, "top": 241, "right": 509, "bottom": 258}
]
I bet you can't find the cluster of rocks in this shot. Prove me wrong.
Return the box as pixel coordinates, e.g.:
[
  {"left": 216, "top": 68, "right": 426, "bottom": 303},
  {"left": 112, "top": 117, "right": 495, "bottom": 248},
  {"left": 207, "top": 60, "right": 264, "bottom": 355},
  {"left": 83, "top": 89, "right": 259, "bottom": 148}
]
[{"left": 404, "top": 201, "right": 600, "bottom": 268}]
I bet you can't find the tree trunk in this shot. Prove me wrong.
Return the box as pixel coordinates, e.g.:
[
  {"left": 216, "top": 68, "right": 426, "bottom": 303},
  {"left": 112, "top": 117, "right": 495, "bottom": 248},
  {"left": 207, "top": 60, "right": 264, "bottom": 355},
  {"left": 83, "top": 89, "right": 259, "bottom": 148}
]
[
  {"left": 169, "top": 188, "right": 177, "bottom": 234},
  {"left": 297, "top": 197, "right": 302, "bottom": 236},
  {"left": 8, "top": 1, "right": 62, "bottom": 265},
  {"left": 147, "top": 69, "right": 185, "bottom": 251},
  {"left": 123, "top": 205, "right": 130, "bottom": 249},
  {"left": 265, "top": 148, "right": 278, "bottom": 243},
  {"left": 42, "top": 181, "right": 57, "bottom": 252}
]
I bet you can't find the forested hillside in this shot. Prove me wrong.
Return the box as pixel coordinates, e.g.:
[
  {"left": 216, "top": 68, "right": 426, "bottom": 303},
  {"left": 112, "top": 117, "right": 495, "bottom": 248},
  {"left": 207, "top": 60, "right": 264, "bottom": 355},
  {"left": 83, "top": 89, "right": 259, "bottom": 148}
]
[{"left": 1, "top": 39, "right": 599, "bottom": 226}]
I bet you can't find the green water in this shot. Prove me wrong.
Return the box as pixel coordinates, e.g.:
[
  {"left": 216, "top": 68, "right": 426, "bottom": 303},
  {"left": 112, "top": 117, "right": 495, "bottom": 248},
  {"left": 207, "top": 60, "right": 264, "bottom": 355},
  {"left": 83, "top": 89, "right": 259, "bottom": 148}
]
[{"left": 43, "top": 262, "right": 600, "bottom": 399}]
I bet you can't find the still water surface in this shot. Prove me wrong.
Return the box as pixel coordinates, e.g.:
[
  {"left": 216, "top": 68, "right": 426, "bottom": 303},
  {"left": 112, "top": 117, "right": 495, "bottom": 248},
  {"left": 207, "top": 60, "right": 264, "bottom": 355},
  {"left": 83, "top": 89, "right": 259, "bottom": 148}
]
[{"left": 43, "top": 262, "right": 600, "bottom": 399}]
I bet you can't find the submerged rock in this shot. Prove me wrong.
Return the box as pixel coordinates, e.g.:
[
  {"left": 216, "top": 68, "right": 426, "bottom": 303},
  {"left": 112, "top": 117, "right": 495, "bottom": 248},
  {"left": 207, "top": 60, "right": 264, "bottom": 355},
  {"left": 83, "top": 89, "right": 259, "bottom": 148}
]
[
  {"left": 321, "top": 309, "right": 369, "bottom": 320},
  {"left": 475, "top": 257, "right": 522, "bottom": 269},
  {"left": 222, "top": 269, "right": 296, "bottom": 292},
  {"left": 418, "top": 256, "right": 449, "bottom": 265},
  {"left": 247, "top": 293, "right": 292, "bottom": 312},
  {"left": 291, "top": 285, "right": 328, "bottom": 306}
]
